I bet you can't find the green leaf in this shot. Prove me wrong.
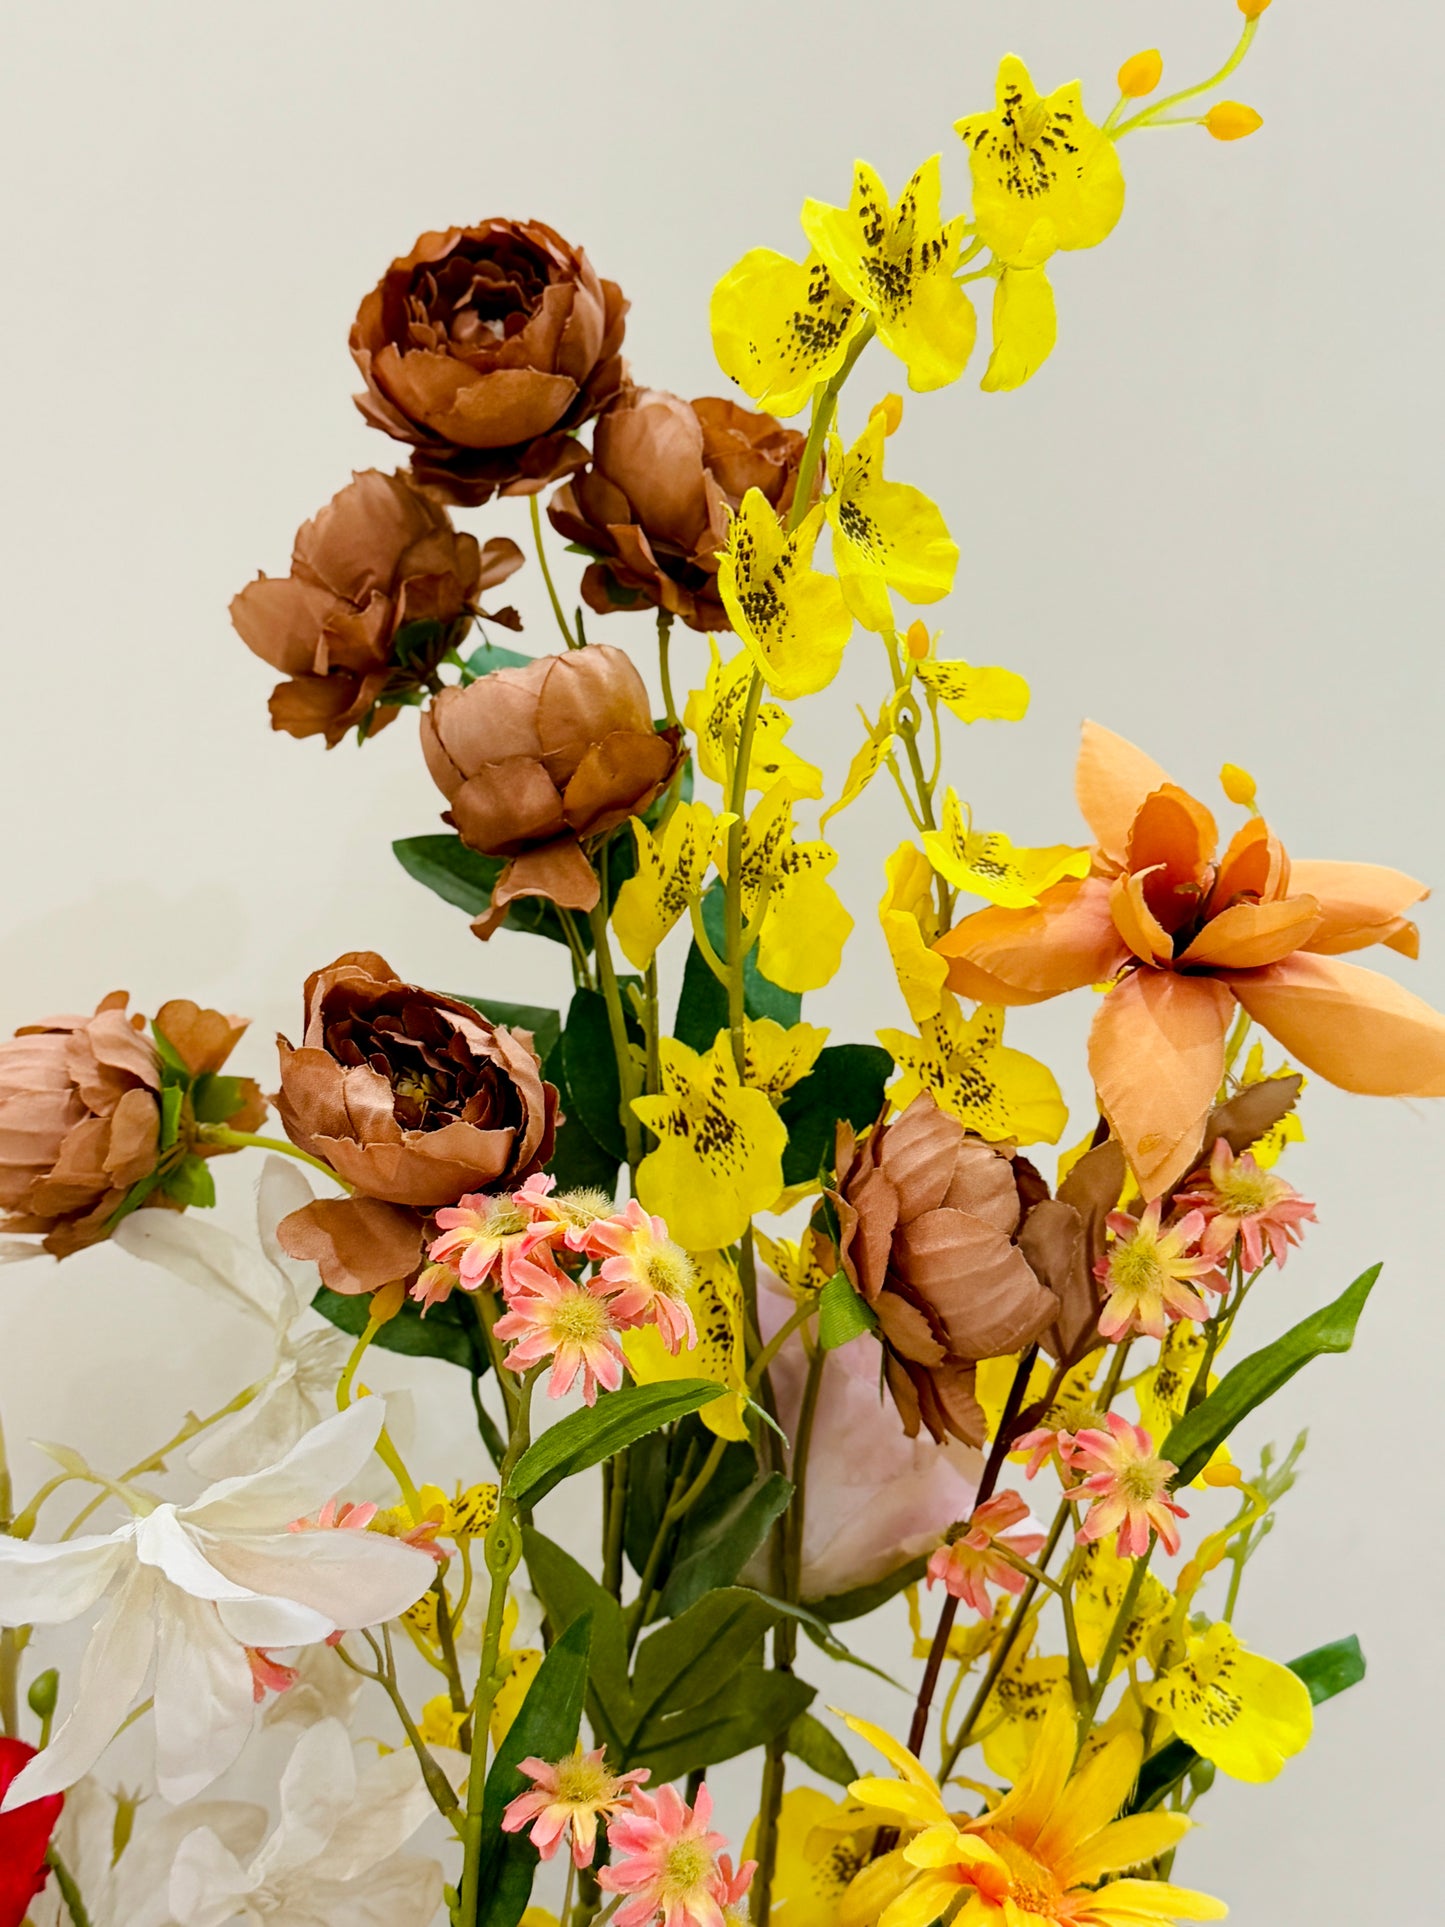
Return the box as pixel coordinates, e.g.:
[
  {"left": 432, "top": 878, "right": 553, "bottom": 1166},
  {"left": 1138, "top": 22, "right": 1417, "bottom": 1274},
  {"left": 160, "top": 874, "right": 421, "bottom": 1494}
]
[
  {"left": 160, "top": 1155, "right": 216, "bottom": 1210},
  {"left": 561, "top": 986, "right": 642, "bottom": 1163},
  {"left": 673, "top": 880, "right": 801, "bottom": 1053},
  {"left": 311, "top": 1286, "right": 485, "bottom": 1373},
  {"left": 632, "top": 1666, "right": 814, "bottom": 1784},
  {"left": 661, "top": 1472, "right": 793, "bottom": 1617},
  {"left": 757, "top": 1593, "right": 902, "bottom": 1686},
  {"left": 542, "top": 1036, "right": 620, "bottom": 1199},
  {"left": 1165, "top": 1266, "right": 1382, "bottom": 1487},
  {"left": 519, "top": 1528, "right": 631, "bottom": 1756},
  {"left": 631, "top": 1588, "right": 776, "bottom": 1722},
  {"left": 805, "top": 1554, "right": 931, "bottom": 1624},
  {"left": 446, "top": 995, "right": 562, "bottom": 1065},
  {"left": 779, "top": 1044, "right": 892, "bottom": 1187},
  {"left": 461, "top": 640, "right": 533, "bottom": 680},
  {"left": 787, "top": 1710, "right": 859, "bottom": 1787},
  {"left": 150, "top": 1022, "right": 190, "bottom": 1076},
  {"left": 391, "top": 616, "right": 447, "bottom": 671},
  {"left": 817, "top": 1270, "right": 879, "bottom": 1351},
  {"left": 158, "top": 1084, "right": 184, "bottom": 1153},
  {"left": 190, "top": 1073, "right": 244, "bottom": 1124},
  {"left": 506, "top": 1381, "right": 727, "bottom": 1507},
  {"left": 476, "top": 1614, "right": 593, "bottom": 1927},
  {"left": 1129, "top": 1634, "right": 1365, "bottom": 1814}
]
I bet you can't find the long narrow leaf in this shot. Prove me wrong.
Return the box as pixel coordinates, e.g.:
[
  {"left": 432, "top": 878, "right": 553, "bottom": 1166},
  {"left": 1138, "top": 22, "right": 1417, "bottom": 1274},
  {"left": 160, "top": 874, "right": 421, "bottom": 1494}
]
[{"left": 507, "top": 1380, "right": 726, "bottom": 1505}]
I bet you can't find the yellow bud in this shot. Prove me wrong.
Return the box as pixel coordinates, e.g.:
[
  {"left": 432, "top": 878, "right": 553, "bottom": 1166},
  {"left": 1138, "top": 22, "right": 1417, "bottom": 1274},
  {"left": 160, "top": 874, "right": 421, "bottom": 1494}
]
[
  {"left": 1205, "top": 101, "right": 1264, "bottom": 141},
  {"left": 1238, "top": 0, "right": 1273, "bottom": 18},
  {"left": 1177, "top": 1560, "right": 1202, "bottom": 1594},
  {"left": 1117, "top": 49, "right": 1163, "bottom": 98},
  {"left": 1219, "top": 762, "right": 1257, "bottom": 807},
  {"left": 870, "top": 392, "right": 904, "bottom": 436},
  {"left": 370, "top": 1279, "right": 407, "bottom": 1325},
  {"left": 1202, "top": 1460, "right": 1245, "bottom": 1489},
  {"left": 905, "top": 619, "right": 931, "bottom": 661}
]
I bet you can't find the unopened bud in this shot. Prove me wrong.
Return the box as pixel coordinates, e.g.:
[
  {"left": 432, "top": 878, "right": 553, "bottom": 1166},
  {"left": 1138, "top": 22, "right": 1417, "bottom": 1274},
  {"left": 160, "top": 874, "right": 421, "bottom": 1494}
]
[
  {"left": 905, "top": 619, "right": 932, "bottom": 661},
  {"left": 27, "top": 1668, "right": 58, "bottom": 1721},
  {"left": 1219, "top": 762, "right": 1257, "bottom": 807},
  {"left": 870, "top": 393, "right": 904, "bottom": 436},
  {"left": 1239, "top": 0, "right": 1273, "bottom": 18},
  {"left": 1206, "top": 101, "right": 1264, "bottom": 141},
  {"left": 371, "top": 1279, "right": 407, "bottom": 1325},
  {"left": 1118, "top": 49, "right": 1163, "bottom": 98},
  {"left": 1202, "top": 1459, "right": 1244, "bottom": 1488}
]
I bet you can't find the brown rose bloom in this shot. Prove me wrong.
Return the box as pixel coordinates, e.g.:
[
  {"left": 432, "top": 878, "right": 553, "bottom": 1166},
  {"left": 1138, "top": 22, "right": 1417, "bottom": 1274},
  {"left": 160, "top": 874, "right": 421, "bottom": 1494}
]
[
  {"left": 832, "top": 1094, "right": 1060, "bottom": 1446},
  {"left": 547, "top": 389, "right": 807, "bottom": 631},
  {"left": 274, "top": 951, "right": 558, "bottom": 1294},
  {"left": 230, "top": 468, "right": 522, "bottom": 747},
  {"left": 350, "top": 221, "right": 627, "bottom": 507},
  {"left": 421, "top": 645, "right": 681, "bottom": 938},
  {"left": 0, "top": 995, "right": 262, "bottom": 1257}
]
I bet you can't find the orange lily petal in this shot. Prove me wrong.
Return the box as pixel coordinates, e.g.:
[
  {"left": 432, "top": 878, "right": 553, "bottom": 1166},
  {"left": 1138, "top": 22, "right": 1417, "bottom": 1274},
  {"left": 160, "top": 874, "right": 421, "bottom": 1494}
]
[
  {"left": 1089, "top": 970, "right": 1233, "bottom": 1198},
  {"left": 1075, "top": 721, "right": 1169, "bottom": 869},
  {"left": 1210, "top": 816, "right": 1291, "bottom": 908},
  {"left": 1126, "top": 785, "right": 1218, "bottom": 918},
  {"left": 936, "top": 877, "right": 1127, "bottom": 1006},
  {"left": 1219, "top": 952, "right": 1445, "bottom": 1096},
  {"left": 1110, "top": 870, "right": 1172, "bottom": 964},
  {"left": 1177, "top": 894, "right": 1322, "bottom": 970},
  {"left": 1288, "top": 858, "right": 1429, "bottom": 956}
]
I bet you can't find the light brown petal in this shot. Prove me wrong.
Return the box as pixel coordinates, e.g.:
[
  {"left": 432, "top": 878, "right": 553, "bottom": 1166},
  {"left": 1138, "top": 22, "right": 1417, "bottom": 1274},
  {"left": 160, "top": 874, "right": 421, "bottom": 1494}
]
[
  {"left": 1218, "top": 952, "right": 1445, "bottom": 1096},
  {"left": 1075, "top": 721, "right": 1170, "bottom": 869},
  {"left": 1089, "top": 971, "right": 1233, "bottom": 1199},
  {"left": 1177, "top": 895, "right": 1322, "bottom": 970},
  {"left": 276, "top": 1196, "right": 425, "bottom": 1295}
]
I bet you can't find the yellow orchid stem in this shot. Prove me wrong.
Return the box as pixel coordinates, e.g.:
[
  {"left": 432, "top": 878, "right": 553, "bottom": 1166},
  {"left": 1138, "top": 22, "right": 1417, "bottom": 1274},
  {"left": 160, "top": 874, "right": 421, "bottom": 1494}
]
[
  {"left": 745, "top": 1295, "right": 815, "bottom": 1393},
  {"left": 530, "top": 492, "right": 578, "bottom": 648},
  {"left": 197, "top": 1126, "right": 346, "bottom": 1188},
  {"left": 1115, "top": 20, "right": 1259, "bottom": 136},
  {"left": 786, "top": 319, "right": 875, "bottom": 535},
  {"left": 337, "top": 1315, "right": 423, "bottom": 1519},
  {"left": 723, "top": 671, "right": 765, "bottom": 1078},
  {"left": 588, "top": 890, "right": 643, "bottom": 1168},
  {"left": 337, "top": 1315, "right": 384, "bottom": 1412},
  {"left": 657, "top": 609, "right": 678, "bottom": 726}
]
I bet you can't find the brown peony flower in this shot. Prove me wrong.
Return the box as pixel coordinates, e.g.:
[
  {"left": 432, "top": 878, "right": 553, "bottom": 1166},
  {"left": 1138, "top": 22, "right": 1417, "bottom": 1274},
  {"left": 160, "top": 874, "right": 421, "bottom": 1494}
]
[
  {"left": 832, "top": 1094, "right": 1061, "bottom": 1447},
  {"left": 273, "top": 952, "right": 558, "bottom": 1294},
  {"left": 0, "top": 995, "right": 262, "bottom": 1257},
  {"left": 547, "top": 389, "right": 808, "bottom": 632},
  {"left": 421, "top": 644, "right": 681, "bottom": 938},
  {"left": 230, "top": 468, "right": 523, "bottom": 747},
  {"left": 350, "top": 221, "right": 628, "bottom": 507}
]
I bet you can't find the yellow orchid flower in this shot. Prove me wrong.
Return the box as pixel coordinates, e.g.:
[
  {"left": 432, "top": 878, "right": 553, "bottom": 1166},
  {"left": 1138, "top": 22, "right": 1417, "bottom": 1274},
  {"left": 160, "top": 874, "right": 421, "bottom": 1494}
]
[
  {"left": 1239, "top": 1039, "right": 1307, "bottom": 1168},
  {"left": 754, "top": 1225, "right": 836, "bottom": 1300},
  {"left": 979, "top": 1647, "right": 1072, "bottom": 1781},
  {"left": 801, "top": 157, "right": 977, "bottom": 391},
  {"left": 622, "top": 1247, "right": 749, "bottom": 1441},
  {"left": 824, "top": 411, "right": 958, "bottom": 632},
  {"left": 717, "top": 489, "right": 853, "bottom": 701},
  {"left": 879, "top": 991, "right": 1067, "bottom": 1144},
  {"left": 1073, "top": 1537, "right": 1172, "bottom": 1676},
  {"left": 955, "top": 56, "right": 1126, "bottom": 266},
  {"left": 721, "top": 781, "right": 854, "bottom": 994},
  {"left": 924, "top": 790, "right": 1091, "bottom": 909},
  {"left": 743, "top": 1787, "right": 883, "bottom": 1927},
  {"left": 879, "top": 842, "right": 948, "bottom": 1026},
  {"left": 905, "top": 1582, "right": 1004, "bottom": 1665},
  {"left": 633, "top": 1034, "right": 788, "bottom": 1249},
  {"left": 821, "top": 697, "right": 900, "bottom": 832},
  {"left": 982, "top": 263, "right": 1059, "bottom": 391},
  {"left": 911, "top": 650, "right": 1031, "bottom": 724},
  {"left": 974, "top": 1348, "right": 1055, "bottom": 1440},
  {"left": 1142, "top": 1623, "right": 1314, "bottom": 1782},
  {"left": 683, "top": 639, "right": 824, "bottom": 800},
  {"left": 418, "top": 1693, "right": 467, "bottom": 1751},
  {"left": 710, "top": 246, "right": 864, "bottom": 418},
  {"left": 611, "top": 800, "right": 728, "bottom": 972},
  {"left": 742, "top": 1015, "right": 830, "bottom": 1100}
]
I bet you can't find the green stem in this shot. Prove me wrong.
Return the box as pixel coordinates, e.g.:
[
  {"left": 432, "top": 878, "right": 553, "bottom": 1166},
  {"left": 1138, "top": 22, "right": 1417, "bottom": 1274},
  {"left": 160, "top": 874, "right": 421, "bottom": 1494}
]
[
  {"left": 627, "top": 1437, "right": 728, "bottom": 1646},
  {"left": 46, "top": 1848, "right": 93, "bottom": 1927},
  {"left": 603, "top": 1449, "right": 629, "bottom": 1599},
  {"left": 745, "top": 1296, "right": 816, "bottom": 1394},
  {"left": 1116, "top": 20, "right": 1259, "bottom": 135},
  {"left": 196, "top": 1126, "right": 343, "bottom": 1186},
  {"left": 657, "top": 609, "right": 678, "bottom": 726},
  {"left": 530, "top": 494, "right": 578, "bottom": 648},
  {"left": 1082, "top": 1545, "right": 1153, "bottom": 1733},
  {"left": 557, "top": 906, "right": 596, "bottom": 992},
  {"left": 785, "top": 321, "right": 875, "bottom": 533},
  {"left": 588, "top": 889, "right": 643, "bottom": 1168},
  {"left": 723, "top": 673, "right": 765, "bottom": 1076}
]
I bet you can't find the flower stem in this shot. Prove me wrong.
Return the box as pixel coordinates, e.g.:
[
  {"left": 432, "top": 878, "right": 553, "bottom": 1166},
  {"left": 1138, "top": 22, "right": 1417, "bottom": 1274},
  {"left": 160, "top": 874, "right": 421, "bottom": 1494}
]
[
  {"left": 46, "top": 1848, "right": 93, "bottom": 1927},
  {"left": 588, "top": 889, "right": 643, "bottom": 1168},
  {"left": 196, "top": 1126, "right": 344, "bottom": 1186},
  {"left": 530, "top": 493, "right": 578, "bottom": 649},
  {"left": 786, "top": 321, "right": 875, "bottom": 533},
  {"left": 657, "top": 609, "right": 678, "bottom": 726},
  {"left": 1081, "top": 1543, "right": 1154, "bottom": 1734},
  {"left": 1115, "top": 19, "right": 1259, "bottom": 136}
]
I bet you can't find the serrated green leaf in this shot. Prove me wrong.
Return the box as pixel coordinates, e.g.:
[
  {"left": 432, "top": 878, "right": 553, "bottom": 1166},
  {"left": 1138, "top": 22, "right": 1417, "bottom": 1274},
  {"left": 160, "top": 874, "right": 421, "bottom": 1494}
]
[
  {"left": 779, "top": 1044, "right": 892, "bottom": 1187},
  {"left": 150, "top": 1023, "right": 190, "bottom": 1076},
  {"left": 461, "top": 640, "right": 533, "bottom": 680},
  {"left": 311, "top": 1286, "right": 485, "bottom": 1373},
  {"left": 506, "top": 1381, "right": 726, "bottom": 1507},
  {"left": 158, "top": 1084, "right": 184, "bottom": 1152},
  {"left": 661, "top": 1471, "right": 793, "bottom": 1617},
  {"left": 1165, "top": 1266, "right": 1382, "bottom": 1488},
  {"left": 787, "top": 1710, "right": 859, "bottom": 1787},
  {"left": 817, "top": 1270, "right": 879, "bottom": 1352}
]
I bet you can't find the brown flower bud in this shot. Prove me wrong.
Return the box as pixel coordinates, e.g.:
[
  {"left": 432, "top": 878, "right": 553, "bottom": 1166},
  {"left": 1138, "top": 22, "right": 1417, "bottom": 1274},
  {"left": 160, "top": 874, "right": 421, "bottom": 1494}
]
[
  {"left": 273, "top": 952, "right": 559, "bottom": 1295},
  {"left": 548, "top": 389, "right": 807, "bottom": 632},
  {"left": 230, "top": 469, "right": 522, "bottom": 747},
  {"left": 0, "top": 994, "right": 259, "bottom": 1257},
  {"left": 350, "top": 222, "right": 628, "bottom": 508},
  {"left": 832, "top": 1095, "right": 1060, "bottom": 1446},
  {"left": 421, "top": 645, "right": 681, "bottom": 937}
]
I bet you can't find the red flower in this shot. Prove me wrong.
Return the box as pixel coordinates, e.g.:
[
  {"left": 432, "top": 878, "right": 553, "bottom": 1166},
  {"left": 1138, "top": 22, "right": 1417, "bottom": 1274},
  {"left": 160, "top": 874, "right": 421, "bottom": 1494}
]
[{"left": 0, "top": 1740, "right": 63, "bottom": 1927}]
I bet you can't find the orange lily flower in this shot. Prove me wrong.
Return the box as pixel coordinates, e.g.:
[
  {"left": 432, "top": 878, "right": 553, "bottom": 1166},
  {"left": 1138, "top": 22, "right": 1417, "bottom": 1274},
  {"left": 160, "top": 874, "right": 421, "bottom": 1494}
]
[{"left": 935, "top": 721, "right": 1445, "bottom": 1196}]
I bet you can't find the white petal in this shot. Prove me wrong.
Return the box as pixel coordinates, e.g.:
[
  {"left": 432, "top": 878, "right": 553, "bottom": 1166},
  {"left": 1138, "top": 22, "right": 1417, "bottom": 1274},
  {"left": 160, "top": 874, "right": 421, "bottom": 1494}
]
[
  {"left": 133, "top": 1507, "right": 268, "bottom": 1606},
  {"left": 257, "top": 1719, "right": 356, "bottom": 1879},
  {"left": 3, "top": 1567, "right": 157, "bottom": 1807},
  {"left": 169, "top": 1825, "right": 259, "bottom": 1927},
  {"left": 305, "top": 1856, "right": 446, "bottom": 1926},
  {"left": 0, "top": 1236, "right": 47, "bottom": 1264},
  {"left": 153, "top": 1588, "right": 260, "bottom": 1804},
  {"left": 200, "top": 1526, "right": 435, "bottom": 1629},
  {"left": 0, "top": 1532, "right": 129, "bottom": 1626},
  {"left": 311, "top": 1744, "right": 438, "bottom": 1878},
  {"left": 183, "top": 1399, "right": 386, "bottom": 1534},
  {"left": 187, "top": 1373, "right": 317, "bottom": 1484},
  {"left": 215, "top": 1592, "right": 334, "bottom": 1648},
  {"left": 115, "top": 1801, "right": 269, "bottom": 1927},
  {"left": 257, "top": 1155, "right": 323, "bottom": 1322},
  {"left": 115, "top": 1205, "right": 286, "bottom": 1329},
  {"left": 261, "top": 1643, "right": 362, "bottom": 1731}
]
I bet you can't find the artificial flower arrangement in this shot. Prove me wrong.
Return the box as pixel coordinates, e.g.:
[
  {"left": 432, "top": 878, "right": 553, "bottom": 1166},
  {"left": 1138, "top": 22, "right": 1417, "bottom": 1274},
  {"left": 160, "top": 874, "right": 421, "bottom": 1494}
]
[{"left": 2, "top": 5, "right": 1438, "bottom": 1923}]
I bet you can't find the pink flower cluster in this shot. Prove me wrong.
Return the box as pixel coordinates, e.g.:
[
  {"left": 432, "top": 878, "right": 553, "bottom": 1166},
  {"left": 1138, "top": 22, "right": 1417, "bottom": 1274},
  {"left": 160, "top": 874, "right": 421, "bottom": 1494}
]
[
  {"left": 423, "top": 1180, "right": 697, "bottom": 1406},
  {"left": 503, "top": 1754, "right": 754, "bottom": 1927},
  {"left": 1015, "top": 1410, "right": 1189, "bottom": 1560}
]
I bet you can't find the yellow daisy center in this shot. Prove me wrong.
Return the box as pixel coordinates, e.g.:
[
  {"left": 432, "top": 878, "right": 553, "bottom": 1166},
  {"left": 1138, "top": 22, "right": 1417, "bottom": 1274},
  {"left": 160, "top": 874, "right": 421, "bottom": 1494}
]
[
  {"left": 552, "top": 1753, "right": 613, "bottom": 1807},
  {"left": 1214, "top": 1166, "right": 1277, "bottom": 1216},
  {"left": 1120, "top": 1460, "right": 1165, "bottom": 1504},
  {"left": 484, "top": 1199, "right": 528, "bottom": 1237},
  {"left": 664, "top": 1838, "right": 713, "bottom": 1894},
  {"left": 1108, "top": 1234, "right": 1171, "bottom": 1302},
  {"left": 550, "top": 1291, "right": 611, "bottom": 1347},
  {"left": 557, "top": 1187, "right": 611, "bottom": 1229},
  {"left": 976, "top": 1831, "right": 1066, "bottom": 1916},
  {"left": 643, "top": 1239, "right": 695, "bottom": 1301}
]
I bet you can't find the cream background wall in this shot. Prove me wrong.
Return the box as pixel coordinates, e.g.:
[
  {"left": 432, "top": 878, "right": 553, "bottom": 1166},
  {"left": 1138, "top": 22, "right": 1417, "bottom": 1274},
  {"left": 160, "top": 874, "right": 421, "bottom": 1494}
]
[{"left": 2, "top": 1, "right": 1442, "bottom": 1919}]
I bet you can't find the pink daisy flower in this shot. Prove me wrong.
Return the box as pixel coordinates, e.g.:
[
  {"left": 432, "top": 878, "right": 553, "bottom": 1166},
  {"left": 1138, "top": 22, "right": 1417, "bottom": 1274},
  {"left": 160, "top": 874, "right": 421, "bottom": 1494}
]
[
  {"left": 286, "top": 1498, "right": 379, "bottom": 1533},
  {"left": 428, "top": 1183, "right": 561, "bottom": 1294},
  {"left": 520, "top": 1175, "right": 619, "bottom": 1251},
  {"left": 1177, "top": 1137, "right": 1317, "bottom": 1273},
  {"left": 500, "top": 1744, "right": 649, "bottom": 1870},
  {"left": 1011, "top": 1425, "right": 1079, "bottom": 1483},
  {"left": 585, "top": 1199, "right": 697, "bottom": 1354},
  {"left": 1094, "top": 1201, "right": 1226, "bottom": 1343},
  {"left": 926, "top": 1490, "right": 1046, "bottom": 1617},
  {"left": 493, "top": 1255, "right": 626, "bottom": 1404},
  {"left": 599, "top": 1783, "right": 748, "bottom": 1927},
  {"left": 1068, "top": 1411, "right": 1189, "bottom": 1558}
]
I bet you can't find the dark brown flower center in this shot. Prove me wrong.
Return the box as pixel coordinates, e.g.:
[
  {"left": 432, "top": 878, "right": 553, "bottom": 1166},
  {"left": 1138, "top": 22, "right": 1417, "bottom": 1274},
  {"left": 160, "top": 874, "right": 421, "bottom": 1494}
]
[{"left": 323, "top": 992, "right": 522, "bottom": 1136}]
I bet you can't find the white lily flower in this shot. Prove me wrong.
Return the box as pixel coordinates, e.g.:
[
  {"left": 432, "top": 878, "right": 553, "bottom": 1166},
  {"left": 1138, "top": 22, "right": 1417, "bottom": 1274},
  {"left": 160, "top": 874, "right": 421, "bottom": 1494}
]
[
  {"left": 114, "top": 1158, "right": 352, "bottom": 1480},
  {"left": 169, "top": 1718, "right": 444, "bottom": 1927},
  {"left": 0, "top": 1400, "right": 434, "bottom": 1810}
]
